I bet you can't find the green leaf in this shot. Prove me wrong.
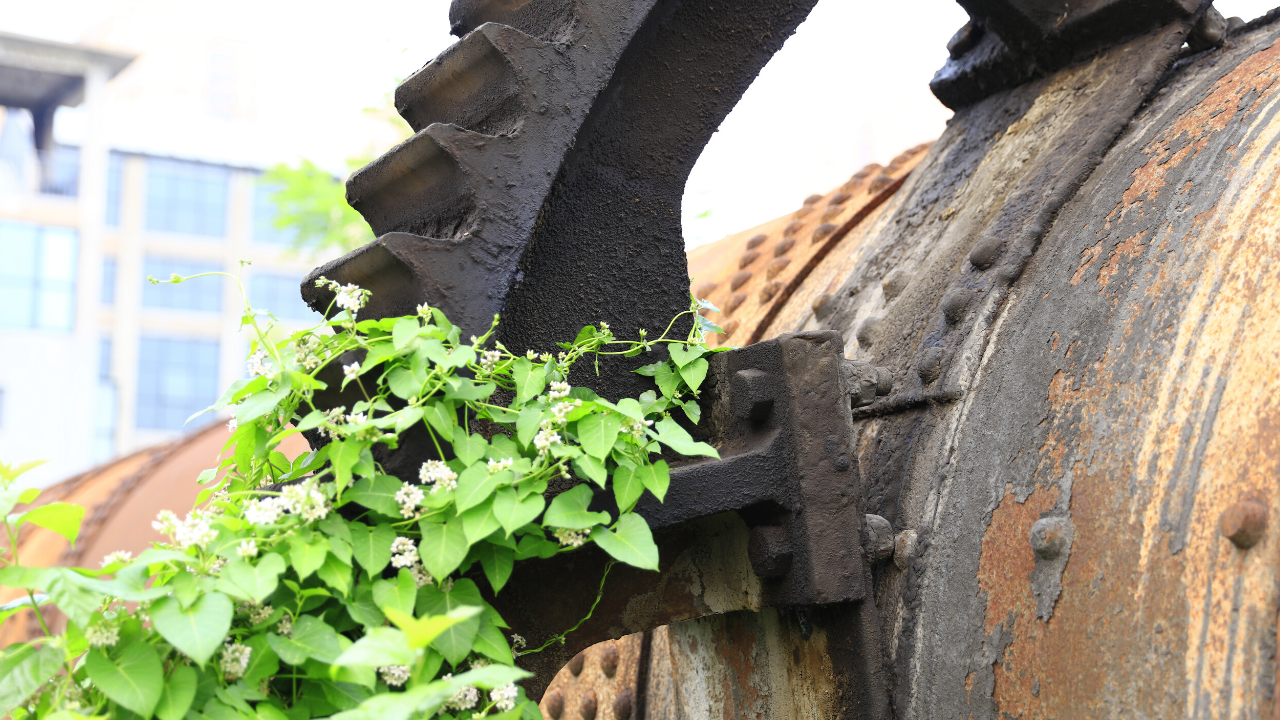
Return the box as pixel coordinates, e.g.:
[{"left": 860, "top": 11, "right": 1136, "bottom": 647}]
[
  {"left": 0, "top": 644, "right": 62, "bottom": 715},
  {"left": 235, "top": 386, "right": 290, "bottom": 424},
  {"left": 454, "top": 463, "right": 501, "bottom": 513},
  {"left": 86, "top": 643, "right": 163, "bottom": 717},
  {"left": 42, "top": 568, "right": 106, "bottom": 627},
  {"left": 415, "top": 585, "right": 483, "bottom": 666},
  {"left": 0, "top": 487, "right": 39, "bottom": 517},
  {"left": 678, "top": 357, "right": 709, "bottom": 393},
  {"left": 417, "top": 520, "right": 469, "bottom": 580},
  {"left": 451, "top": 428, "right": 489, "bottom": 467},
  {"left": 392, "top": 317, "right": 420, "bottom": 350},
  {"left": 332, "top": 626, "right": 414, "bottom": 670},
  {"left": 289, "top": 534, "right": 329, "bottom": 580},
  {"left": 651, "top": 416, "right": 720, "bottom": 458},
  {"left": 493, "top": 488, "right": 545, "bottom": 536},
  {"left": 472, "top": 622, "right": 513, "bottom": 664},
  {"left": 635, "top": 459, "right": 671, "bottom": 502},
  {"left": 16, "top": 502, "right": 84, "bottom": 546},
  {"left": 330, "top": 440, "right": 364, "bottom": 493},
  {"left": 544, "top": 484, "right": 610, "bottom": 530},
  {"left": 591, "top": 514, "right": 659, "bottom": 570},
  {"left": 571, "top": 454, "right": 608, "bottom": 487},
  {"left": 443, "top": 377, "right": 494, "bottom": 402},
  {"left": 150, "top": 592, "right": 233, "bottom": 665},
  {"left": 387, "top": 367, "right": 420, "bottom": 400},
  {"left": 681, "top": 399, "right": 701, "bottom": 424},
  {"left": 512, "top": 358, "right": 545, "bottom": 404},
  {"left": 219, "top": 553, "right": 285, "bottom": 602},
  {"left": 266, "top": 633, "right": 308, "bottom": 667},
  {"left": 383, "top": 605, "right": 481, "bottom": 652},
  {"left": 0, "top": 593, "right": 48, "bottom": 625},
  {"left": 632, "top": 360, "right": 665, "bottom": 377},
  {"left": 317, "top": 553, "right": 353, "bottom": 596},
  {"left": 155, "top": 664, "right": 197, "bottom": 720},
  {"left": 516, "top": 406, "right": 543, "bottom": 447},
  {"left": 349, "top": 523, "right": 395, "bottom": 575},
  {"left": 460, "top": 499, "right": 502, "bottom": 544},
  {"left": 653, "top": 363, "right": 680, "bottom": 398},
  {"left": 372, "top": 570, "right": 417, "bottom": 616},
  {"left": 667, "top": 343, "right": 704, "bottom": 368},
  {"left": 612, "top": 465, "right": 645, "bottom": 513},
  {"left": 577, "top": 413, "right": 622, "bottom": 460},
  {"left": 242, "top": 633, "right": 279, "bottom": 687},
  {"left": 475, "top": 543, "right": 514, "bottom": 593},
  {"left": 346, "top": 583, "right": 386, "bottom": 629},
  {"left": 637, "top": 390, "right": 665, "bottom": 416},
  {"left": 346, "top": 474, "right": 402, "bottom": 516},
  {"left": 288, "top": 615, "right": 344, "bottom": 664},
  {"left": 422, "top": 400, "right": 457, "bottom": 439}
]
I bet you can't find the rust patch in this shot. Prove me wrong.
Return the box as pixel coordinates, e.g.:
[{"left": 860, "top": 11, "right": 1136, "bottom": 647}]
[
  {"left": 978, "top": 486, "right": 1060, "bottom": 636},
  {"left": 1096, "top": 230, "right": 1147, "bottom": 289},
  {"left": 1070, "top": 240, "right": 1103, "bottom": 285}
]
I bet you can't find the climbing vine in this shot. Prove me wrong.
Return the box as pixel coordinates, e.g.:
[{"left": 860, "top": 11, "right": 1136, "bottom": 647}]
[{"left": 0, "top": 263, "right": 724, "bottom": 720}]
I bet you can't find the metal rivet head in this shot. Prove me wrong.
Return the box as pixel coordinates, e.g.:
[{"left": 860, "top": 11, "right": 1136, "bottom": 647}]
[
  {"left": 599, "top": 642, "right": 619, "bottom": 678},
  {"left": 748, "top": 525, "right": 793, "bottom": 578},
  {"left": 1220, "top": 499, "right": 1267, "bottom": 549},
  {"left": 1029, "top": 517, "right": 1070, "bottom": 560},
  {"left": 544, "top": 689, "right": 565, "bottom": 720},
  {"left": 865, "top": 514, "right": 894, "bottom": 563},
  {"left": 732, "top": 368, "right": 774, "bottom": 423},
  {"left": 568, "top": 651, "right": 586, "bottom": 676},
  {"left": 579, "top": 690, "right": 597, "bottom": 720},
  {"left": 612, "top": 689, "right": 634, "bottom": 720}
]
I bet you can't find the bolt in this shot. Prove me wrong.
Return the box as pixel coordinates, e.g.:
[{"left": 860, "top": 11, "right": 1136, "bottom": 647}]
[
  {"left": 856, "top": 316, "right": 882, "bottom": 349},
  {"left": 881, "top": 269, "right": 911, "bottom": 301},
  {"left": 1029, "top": 517, "right": 1070, "bottom": 560},
  {"left": 612, "top": 689, "right": 634, "bottom": 720},
  {"left": 917, "top": 347, "right": 943, "bottom": 384},
  {"left": 579, "top": 690, "right": 597, "bottom": 720},
  {"left": 748, "top": 525, "right": 793, "bottom": 578},
  {"left": 599, "top": 641, "right": 619, "bottom": 678},
  {"left": 894, "top": 529, "right": 918, "bottom": 571},
  {"left": 812, "top": 293, "right": 837, "bottom": 321},
  {"left": 941, "top": 288, "right": 973, "bottom": 324},
  {"left": 732, "top": 368, "right": 774, "bottom": 422},
  {"left": 544, "top": 689, "right": 565, "bottom": 720},
  {"left": 746, "top": 233, "right": 767, "bottom": 250},
  {"left": 1220, "top": 498, "right": 1267, "bottom": 549},
  {"left": 865, "top": 514, "right": 894, "bottom": 563},
  {"left": 568, "top": 650, "right": 586, "bottom": 676}
]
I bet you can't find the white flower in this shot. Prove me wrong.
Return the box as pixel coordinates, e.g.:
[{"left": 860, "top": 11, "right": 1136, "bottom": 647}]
[
  {"left": 599, "top": 321, "right": 610, "bottom": 332},
  {"left": 627, "top": 418, "right": 653, "bottom": 439},
  {"left": 416, "top": 303, "right": 432, "bottom": 317},
  {"left": 379, "top": 665, "right": 412, "bottom": 687},
  {"left": 553, "top": 528, "right": 588, "bottom": 548},
  {"left": 219, "top": 641, "right": 252, "bottom": 680},
  {"left": 419, "top": 460, "right": 458, "bottom": 494},
  {"left": 246, "top": 350, "right": 272, "bottom": 377},
  {"left": 526, "top": 350, "right": 537, "bottom": 360},
  {"left": 280, "top": 480, "right": 331, "bottom": 522},
  {"left": 548, "top": 400, "right": 582, "bottom": 425},
  {"left": 227, "top": 417, "right": 238, "bottom": 432},
  {"left": 486, "top": 457, "right": 513, "bottom": 473},
  {"left": 334, "top": 283, "right": 368, "bottom": 316},
  {"left": 152, "top": 510, "right": 179, "bottom": 536},
  {"left": 534, "top": 428, "right": 561, "bottom": 455},
  {"left": 346, "top": 412, "right": 367, "bottom": 425},
  {"left": 244, "top": 497, "right": 285, "bottom": 525},
  {"left": 277, "top": 615, "right": 293, "bottom": 637},
  {"left": 395, "top": 484, "right": 426, "bottom": 518},
  {"left": 510, "top": 633, "right": 526, "bottom": 649},
  {"left": 100, "top": 550, "right": 132, "bottom": 567},
  {"left": 549, "top": 381, "right": 571, "bottom": 400},
  {"left": 85, "top": 624, "right": 119, "bottom": 648},
  {"left": 409, "top": 563, "right": 434, "bottom": 588},
  {"left": 249, "top": 604, "right": 274, "bottom": 625},
  {"left": 237, "top": 539, "right": 258, "bottom": 558},
  {"left": 343, "top": 362, "right": 360, "bottom": 380},
  {"left": 208, "top": 556, "right": 227, "bottom": 575},
  {"left": 154, "top": 510, "right": 216, "bottom": 550},
  {"left": 490, "top": 683, "right": 519, "bottom": 712},
  {"left": 480, "top": 349, "right": 502, "bottom": 373},
  {"left": 390, "top": 536, "right": 420, "bottom": 569},
  {"left": 441, "top": 677, "right": 479, "bottom": 713}
]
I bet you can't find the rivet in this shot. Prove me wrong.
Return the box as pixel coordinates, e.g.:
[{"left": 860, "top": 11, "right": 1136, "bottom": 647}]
[
  {"left": 811, "top": 223, "right": 837, "bottom": 244},
  {"left": 738, "top": 249, "right": 760, "bottom": 269},
  {"left": 783, "top": 220, "right": 804, "bottom": 237},
  {"left": 865, "top": 514, "right": 894, "bottom": 563},
  {"left": 729, "top": 270, "right": 752, "bottom": 291},
  {"left": 941, "top": 288, "right": 974, "bottom": 324},
  {"left": 723, "top": 292, "right": 746, "bottom": 315},
  {"left": 812, "top": 293, "right": 836, "bottom": 321},
  {"left": 773, "top": 237, "right": 795, "bottom": 257},
  {"left": 1029, "top": 517, "right": 1070, "bottom": 560},
  {"left": 803, "top": 193, "right": 824, "bottom": 205},
  {"left": 894, "top": 529, "right": 918, "bottom": 571},
  {"left": 821, "top": 205, "right": 842, "bottom": 222},
  {"left": 1220, "top": 498, "right": 1267, "bottom": 549},
  {"left": 612, "top": 689, "right": 634, "bottom": 720},
  {"left": 721, "top": 318, "right": 740, "bottom": 337},
  {"left": 855, "top": 316, "right": 882, "bottom": 349},
  {"left": 568, "top": 651, "right": 586, "bottom": 676},
  {"left": 793, "top": 205, "right": 814, "bottom": 219},
  {"left": 758, "top": 280, "right": 782, "bottom": 303},
  {"left": 599, "top": 641, "right": 619, "bottom": 678},
  {"left": 869, "top": 174, "right": 894, "bottom": 193},
  {"left": 881, "top": 269, "right": 911, "bottom": 301},
  {"left": 693, "top": 281, "right": 717, "bottom": 297},
  {"left": 766, "top": 256, "right": 791, "bottom": 279},
  {"left": 544, "top": 689, "right": 565, "bottom": 720},
  {"left": 917, "top": 347, "right": 943, "bottom": 384},
  {"left": 746, "top": 233, "right": 768, "bottom": 250},
  {"left": 828, "top": 191, "right": 851, "bottom": 206},
  {"left": 579, "top": 690, "right": 597, "bottom": 720},
  {"left": 968, "top": 236, "right": 1003, "bottom": 270}
]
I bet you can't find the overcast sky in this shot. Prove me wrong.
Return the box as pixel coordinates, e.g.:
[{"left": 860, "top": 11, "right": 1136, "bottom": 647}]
[{"left": 5, "top": 0, "right": 1277, "bottom": 249}]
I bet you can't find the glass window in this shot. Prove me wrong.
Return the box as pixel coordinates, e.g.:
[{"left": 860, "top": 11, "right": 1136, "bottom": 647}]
[
  {"left": 102, "top": 256, "right": 117, "bottom": 305},
  {"left": 0, "top": 220, "right": 77, "bottom": 330},
  {"left": 250, "top": 272, "right": 317, "bottom": 321},
  {"left": 142, "top": 256, "right": 222, "bottom": 312},
  {"left": 252, "top": 178, "right": 297, "bottom": 245},
  {"left": 145, "top": 157, "right": 229, "bottom": 237},
  {"left": 95, "top": 337, "right": 116, "bottom": 460},
  {"left": 105, "top": 152, "right": 123, "bottom": 227},
  {"left": 40, "top": 145, "right": 79, "bottom": 196},
  {"left": 135, "top": 336, "right": 220, "bottom": 430}
]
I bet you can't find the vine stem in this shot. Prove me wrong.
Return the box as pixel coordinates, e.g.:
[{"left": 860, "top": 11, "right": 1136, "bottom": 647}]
[{"left": 520, "top": 560, "right": 615, "bottom": 656}]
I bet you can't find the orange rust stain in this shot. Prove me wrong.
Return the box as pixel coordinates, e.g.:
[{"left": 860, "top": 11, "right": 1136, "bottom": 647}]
[
  {"left": 1071, "top": 240, "right": 1103, "bottom": 285},
  {"left": 978, "top": 486, "right": 1061, "bottom": 635},
  {"left": 1049, "top": 332, "right": 1060, "bottom": 352},
  {"left": 1097, "top": 230, "right": 1147, "bottom": 289}
]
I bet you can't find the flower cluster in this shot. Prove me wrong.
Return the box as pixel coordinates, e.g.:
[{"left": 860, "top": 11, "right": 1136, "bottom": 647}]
[
  {"left": 85, "top": 624, "right": 119, "bottom": 648},
  {"left": 390, "top": 537, "right": 419, "bottom": 569},
  {"left": 249, "top": 604, "right": 274, "bottom": 626},
  {"left": 315, "top": 276, "right": 371, "bottom": 318},
  {"left": 343, "top": 362, "right": 360, "bottom": 381},
  {"left": 627, "top": 418, "right": 654, "bottom": 440},
  {"left": 152, "top": 510, "right": 217, "bottom": 550},
  {"left": 419, "top": 460, "right": 458, "bottom": 494},
  {"left": 220, "top": 641, "right": 252, "bottom": 680},
  {"left": 277, "top": 615, "right": 293, "bottom": 637},
  {"left": 490, "top": 684, "right": 519, "bottom": 712},
  {"left": 440, "top": 676, "right": 479, "bottom": 713},
  {"left": 294, "top": 334, "right": 324, "bottom": 371},
  {"left": 533, "top": 428, "right": 561, "bottom": 456},
  {"left": 486, "top": 457, "right": 513, "bottom": 473},
  {"left": 510, "top": 634, "right": 526, "bottom": 649},
  {"left": 246, "top": 350, "right": 273, "bottom": 377},
  {"left": 549, "top": 381, "right": 571, "bottom": 400},
  {"left": 100, "top": 550, "right": 132, "bottom": 567},
  {"left": 379, "top": 665, "right": 411, "bottom": 687},
  {"left": 395, "top": 483, "right": 425, "bottom": 518},
  {"left": 552, "top": 528, "right": 588, "bottom": 548},
  {"left": 238, "top": 539, "right": 259, "bottom": 558},
  {"left": 242, "top": 479, "right": 330, "bottom": 526},
  {"left": 480, "top": 349, "right": 502, "bottom": 373}
]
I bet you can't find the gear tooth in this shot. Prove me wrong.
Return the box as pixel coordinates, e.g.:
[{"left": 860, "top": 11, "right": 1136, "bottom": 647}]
[
  {"left": 449, "top": 0, "right": 577, "bottom": 40},
  {"left": 396, "top": 24, "right": 536, "bottom": 136},
  {"left": 345, "top": 127, "right": 478, "bottom": 239}
]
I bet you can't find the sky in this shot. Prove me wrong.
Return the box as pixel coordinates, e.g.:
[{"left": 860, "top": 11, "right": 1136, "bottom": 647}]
[{"left": 4, "top": 0, "right": 1278, "bottom": 249}]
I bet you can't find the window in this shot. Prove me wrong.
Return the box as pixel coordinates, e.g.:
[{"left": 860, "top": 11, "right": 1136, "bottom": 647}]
[
  {"left": 0, "top": 220, "right": 78, "bottom": 330},
  {"left": 102, "top": 256, "right": 117, "bottom": 305},
  {"left": 250, "top": 272, "right": 317, "bottom": 321},
  {"left": 252, "top": 178, "right": 297, "bottom": 245},
  {"left": 136, "top": 336, "right": 219, "bottom": 430},
  {"left": 142, "top": 256, "right": 222, "bottom": 312},
  {"left": 39, "top": 145, "right": 79, "bottom": 197},
  {"left": 105, "top": 152, "right": 123, "bottom": 227},
  {"left": 95, "top": 338, "right": 116, "bottom": 460},
  {"left": 145, "top": 158, "right": 229, "bottom": 237}
]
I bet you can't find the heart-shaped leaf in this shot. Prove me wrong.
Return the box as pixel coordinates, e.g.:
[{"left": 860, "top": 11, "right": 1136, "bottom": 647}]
[
  {"left": 460, "top": 500, "right": 502, "bottom": 544},
  {"left": 651, "top": 417, "right": 719, "bottom": 458},
  {"left": 372, "top": 570, "right": 417, "bottom": 616},
  {"left": 612, "top": 466, "right": 644, "bottom": 513},
  {"left": 150, "top": 592, "right": 233, "bottom": 665},
  {"left": 572, "top": 454, "right": 608, "bottom": 487},
  {"left": 667, "top": 344, "right": 704, "bottom": 368},
  {"left": 544, "top": 484, "right": 610, "bottom": 530},
  {"left": 289, "top": 534, "right": 328, "bottom": 580},
  {"left": 451, "top": 428, "right": 489, "bottom": 467},
  {"left": 219, "top": 553, "right": 285, "bottom": 602},
  {"left": 392, "top": 317, "right": 420, "bottom": 350},
  {"left": 475, "top": 542, "right": 514, "bottom": 593},
  {"left": 417, "top": 520, "right": 469, "bottom": 580},
  {"left": 346, "top": 474, "right": 402, "bottom": 516},
  {"left": 493, "top": 488, "right": 545, "bottom": 536},
  {"left": 383, "top": 605, "right": 481, "bottom": 652},
  {"left": 512, "top": 358, "right": 545, "bottom": 404},
  {"left": 677, "top": 357, "right": 709, "bottom": 393},
  {"left": 349, "top": 523, "right": 396, "bottom": 575},
  {"left": 17, "top": 502, "right": 84, "bottom": 546},
  {"left": 0, "top": 644, "right": 61, "bottom": 716},
  {"left": 591, "top": 514, "right": 659, "bottom": 571},
  {"left": 454, "top": 463, "right": 502, "bottom": 513},
  {"left": 86, "top": 644, "right": 163, "bottom": 717},
  {"left": 634, "top": 460, "right": 671, "bottom": 502},
  {"left": 154, "top": 664, "right": 197, "bottom": 720},
  {"left": 577, "top": 413, "right": 621, "bottom": 459}
]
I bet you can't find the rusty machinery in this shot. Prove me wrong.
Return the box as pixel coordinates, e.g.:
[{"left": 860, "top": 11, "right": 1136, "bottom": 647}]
[{"left": 303, "top": 0, "right": 1280, "bottom": 717}]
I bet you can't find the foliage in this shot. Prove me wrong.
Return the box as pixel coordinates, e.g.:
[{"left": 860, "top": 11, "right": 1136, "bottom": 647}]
[
  {"left": 262, "top": 158, "right": 374, "bottom": 255},
  {"left": 0, "top": 265, "right": 726, "bottom": 720}
]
